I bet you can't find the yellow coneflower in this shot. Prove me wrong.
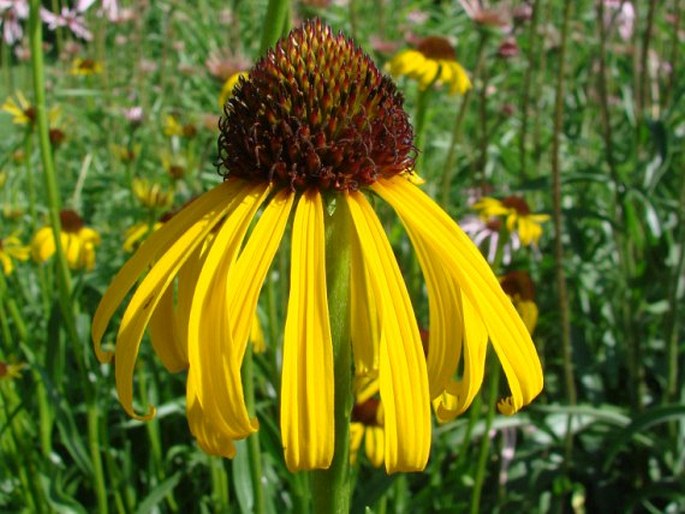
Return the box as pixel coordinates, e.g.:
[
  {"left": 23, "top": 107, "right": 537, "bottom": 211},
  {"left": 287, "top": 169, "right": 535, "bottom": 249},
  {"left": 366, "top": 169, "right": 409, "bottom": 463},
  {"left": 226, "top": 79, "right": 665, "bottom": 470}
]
[
  {"left": 160, "top": 152, "right": 188, "bottom": 181},
  {"left": 131, "top": 178, "right": 174, "bottom": 210},
  {"left": 1, "top": 91, "right": 35, "bottom": 125},
  {"left": 500, "top": 270, "right": 538, "bottom": 334},
  {"left": 111, "top": 144, "right": 140, "bottom": 164},
  {"left": 350, "top": 375, "right": 384, "bottom": 468},
  {"left": 0, "top": 234, "right": 30, "bottom": 276},
  {"left": 474, "top": 196, "right": 550, "bottom": 247},
  {"left": 93, "top": 20, "right": 542, "bottom": 474},
  {"left": 1, "top": 91, "right": 62, "bottom": 128},
  {"left": 70, "top": 58, "right": 103, "bottom": 75},
  {"left": 32, "top": 210, "right": 101, "bottom": 270},
  {"left": 218, "top": 71, "right": 249, "bottom": 110},
  {"left": 387, "top": 36, "right": 471, "bottom": 95},
  {"left": 123, "top": 221, "right": 164, "bottom": 253},
  {"left": 0, "top": 361, "right": 26, "bottom": 381},
  {"left": 163, "top": 114, "right": 197, "bottom": 139}
]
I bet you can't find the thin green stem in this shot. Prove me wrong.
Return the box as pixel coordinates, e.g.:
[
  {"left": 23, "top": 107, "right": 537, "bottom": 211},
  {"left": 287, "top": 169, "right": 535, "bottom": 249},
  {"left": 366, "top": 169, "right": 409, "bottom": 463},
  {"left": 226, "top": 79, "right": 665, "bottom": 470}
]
[
  {"left": 311, "top": 198, "right": 353, "bottom": 514},
  {"left": 413, "top": 86, "right": 431, "bottom": 173},
  {"left": 210, "top": 457, "right": 230, "bottom": 511},
  {"left": 243, "top": 344, "right": 266, "bottom": 514},
  {"left": 29, "top": 8, "right": 109, "bottom": 511},
  {"left": 518, "top": 0, "right": 541, "bottom": 181},
  {"left": 469, "top": 361, "right": 500, "bottom": 514},
  {"left": 28, "top": 0, "right": 75, "bottom": 334},
  {"left": 440, "top": 32, "right": 488, "bottom": 210},
  {"left": 637, "top": 0, "right": 658, "bottom": 120},
  {"left": 551, "top": 0, "right": 577, "bottom": 475},
  {"left": 259, "top": 0, "right": 291, "bottom": 55},
  {"left": 665, "top": 156, "right": 685, "bottom": 402}
]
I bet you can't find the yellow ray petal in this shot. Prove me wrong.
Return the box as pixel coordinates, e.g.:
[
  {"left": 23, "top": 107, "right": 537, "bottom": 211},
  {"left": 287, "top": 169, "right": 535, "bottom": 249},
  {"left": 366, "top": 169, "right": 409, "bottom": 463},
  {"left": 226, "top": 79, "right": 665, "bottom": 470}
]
[
  {"left": 227, "top": 189, "right": 294, "bottom": 361},
  {"left": 434, "top": 294, "right": 488, "bottom": 421},
  {"left": 403, "top": 223, "right": 463, "bottom": 399},
  {"left": 148, "top": 246, "right": 204, "bottom": 373},
  {"left": 281, "top": 191, "right": 334, "bottom": 471},
  {"left": 186, "top": 374, "right": 237, "bottom": 458},
  {"left": 372, "top": 178, "right": 543, "bottom": 413},
  {"left": 350, "top": 229, "right": 379, "bottom": 375},
  {"left": 187, "top": 183, "right": 271, "bottom": 438},
  {"left": 347, "top": 192, "right": 431, "bottom": 473},
  {"left": 92, "top": 180, "right": 246, "bottom": 362},
  {"left": 115, "top": 187, "right": 240, "bottom": 420},
  {"left": 365, "top": 426, "right": 385, "bottom": 468}
]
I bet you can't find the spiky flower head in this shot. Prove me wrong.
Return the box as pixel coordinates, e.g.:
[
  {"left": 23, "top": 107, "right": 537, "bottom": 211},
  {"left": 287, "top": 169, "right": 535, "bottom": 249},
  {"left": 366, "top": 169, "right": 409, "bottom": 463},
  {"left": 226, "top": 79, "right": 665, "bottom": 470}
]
[{"left": 218, "top": 19, "right": 415, "bottom": 192}]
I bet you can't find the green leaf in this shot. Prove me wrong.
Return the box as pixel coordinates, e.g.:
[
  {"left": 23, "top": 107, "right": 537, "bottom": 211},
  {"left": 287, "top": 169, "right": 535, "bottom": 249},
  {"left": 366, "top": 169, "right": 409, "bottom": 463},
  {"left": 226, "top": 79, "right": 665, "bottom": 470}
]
[
  {"left": 134, "top": 473, "right": 181, "bottom": 514},
  {"left": 603, "top": 404, "right": 685, "bottom": 471},
  {"left": 232, "top": 439, "right": 253, "bottom": 514}
]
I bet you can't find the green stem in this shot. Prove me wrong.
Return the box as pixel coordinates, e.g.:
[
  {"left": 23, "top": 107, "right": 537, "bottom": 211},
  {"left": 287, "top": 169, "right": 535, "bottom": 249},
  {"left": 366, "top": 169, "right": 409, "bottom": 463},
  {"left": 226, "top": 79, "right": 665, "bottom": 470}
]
[
  {"left": 311, "top": 198, "right": 353, "bottom": 514},
  {"left": 30, "top": 9, "right": 110, "bottom": 510},
  {"left": 2, "top": 41, "right": 12, "bottom": 96},
  {"left": 665, "top": 155, "right": 685, "bottom": 402},
  {"left": 518, "top": 0, "right": 541, "bottom": 181},
  {"left": 243, "top": 344, "right": 266, "bottom": 514},
  {"left": 440, "top": 32, "right": 488, "bottom": 210},
  {"left": 259, "top": 0, "right": 291, "bottom": 55},
  {"left": 413, "top": 86, "right": 431, "bottom": 172},
  {"left": 210, "top": 457, "right": 230, "bottom": 510},
  {"left": 23, "top": 132, "right": 38, "bottom": 229},
  {"left": 28, "top": 0, "right": 75, "bottom": 333},
  {"left": 469, "top": 363, "right": 500, "bottom": 514},
  {"left": 551, "top": 0, "right": 577, "bottom": 473}
]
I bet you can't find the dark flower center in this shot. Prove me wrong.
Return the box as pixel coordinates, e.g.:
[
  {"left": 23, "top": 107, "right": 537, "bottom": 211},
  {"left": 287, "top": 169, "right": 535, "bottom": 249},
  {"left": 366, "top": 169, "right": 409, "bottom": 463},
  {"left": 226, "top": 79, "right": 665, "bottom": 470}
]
[
  {"left": 500, "top": 271, "right": 535, "bottom": 301},
  {"left": 60, "top": 209, "right": 84, "bottom": 233},
  {"left": 415, "top": 36, "right": 456, "bottom": 61},
  {"left": 501, "top": 195, "right": 531, "bottom": 215},
  {"left": 352, "top": 397, "right": 381, "bottom": 426},
  {"left": 218, "top": 19, "right": 415, "bottom": 192}
]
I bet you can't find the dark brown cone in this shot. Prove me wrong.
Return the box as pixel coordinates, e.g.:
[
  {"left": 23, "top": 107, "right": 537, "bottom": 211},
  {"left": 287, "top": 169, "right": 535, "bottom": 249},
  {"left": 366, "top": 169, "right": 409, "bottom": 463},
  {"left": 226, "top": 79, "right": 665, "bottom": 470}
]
[{"left": 218, "top": 19, "right": 415, "bottom": 192}]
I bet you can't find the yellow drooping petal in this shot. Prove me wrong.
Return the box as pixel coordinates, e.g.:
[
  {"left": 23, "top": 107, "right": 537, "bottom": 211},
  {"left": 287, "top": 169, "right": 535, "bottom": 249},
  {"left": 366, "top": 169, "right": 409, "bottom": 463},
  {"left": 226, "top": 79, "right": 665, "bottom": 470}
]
[
  {"left": 347, "top": 191, "right": 431, "bottom": 473},
  {"left": 186, "top": 376, "right": 236, "bottom": 459},
  {"left": 365, "top": 426, "right": 385, "bottom": 468},
  {"left": 92, "top": 180, "right": 245, "bottom": 363},
  {"left": 148, "top": 245, "right": 204, "bottom": 373},
  {"left": 115, "top": 185, "right": 243, "bottom": 420},
  {"left": 350, "top": 230, "right": 380, "bottom": 376},
  {"left": 281, "top": 191, "right": 334, "bottom": 471},
  {"left": 187, "top": 183, "right": 271, "bottom": 439},
  {"left": 227, "top": 190, "right": 294, "bottom": 363},
  {"left": 434, "top": 294, "right": 488, "bottom": 421},
  {"left": 349, "top": 422, "right": 365, "bottom": 465},
  {"left": 403, "top": 222, "right": 463, "bottom": 399},
  {"left": 32, "top": 226, "right": 56, "bottom": 263},
  {"left": 372, "top": 178, "right": 543, "bottom": 414}
]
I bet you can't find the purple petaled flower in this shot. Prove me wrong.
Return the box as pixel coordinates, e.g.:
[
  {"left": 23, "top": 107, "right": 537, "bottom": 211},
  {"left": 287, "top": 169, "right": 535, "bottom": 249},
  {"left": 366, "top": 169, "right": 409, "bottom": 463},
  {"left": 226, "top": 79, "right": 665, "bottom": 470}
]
[
  {"left": 76, "top": 0, "right": 120, "bottom": 22},
  {"left": 459, "top": 215, "right": 520, "bottom": 265},
  {"left": 604, "top": 0, "right": 634, "bottom": 41},
  {"left": 41, "top": 7, "right": 92, "bottom": 41},
  {"left": 0, "top": 0, "right": 28, "bottom": 45}
]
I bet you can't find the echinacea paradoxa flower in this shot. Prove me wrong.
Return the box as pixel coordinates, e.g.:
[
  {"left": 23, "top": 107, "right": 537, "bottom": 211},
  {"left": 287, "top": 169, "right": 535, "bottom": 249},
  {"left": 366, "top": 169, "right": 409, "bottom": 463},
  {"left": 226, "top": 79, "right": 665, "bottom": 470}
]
[
  {"left": 350, "top": 375, "right": 385, "bottom": 468},
  {"left": 387, "top": 36, "right": 471, "bottom": 94},
  {"left": 93, "top": 20, "right": 542, "bottom": 474},
  {"left": 32, "top": 210, "right": 100, "bottom": 270},
  {"left": 474, "top": 196, "right": 550, "bottom": 247},
  {"left": 0, "top": 233, "right": 30, "bottom": 275}
]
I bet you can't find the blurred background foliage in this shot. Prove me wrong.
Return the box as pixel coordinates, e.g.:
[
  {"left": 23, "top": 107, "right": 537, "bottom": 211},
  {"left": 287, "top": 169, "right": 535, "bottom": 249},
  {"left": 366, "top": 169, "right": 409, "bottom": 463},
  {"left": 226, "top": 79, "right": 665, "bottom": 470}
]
[{"left": 0, "top": 0, "right": 683, "bottom": 512}]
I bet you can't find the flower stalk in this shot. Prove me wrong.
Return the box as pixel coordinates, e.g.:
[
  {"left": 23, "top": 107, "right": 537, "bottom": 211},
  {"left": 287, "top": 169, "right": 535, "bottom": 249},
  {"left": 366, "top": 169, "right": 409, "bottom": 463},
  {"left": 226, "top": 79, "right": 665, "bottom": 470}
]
[
  {"left": 440, "top": 31, "right": 488, "bottom": 210},
  {"left": 551, "top": 0, "right": 576, "bottom": 471},
  {"left": 260, "top": 0, "right": 291, "bottom": 54},
  {"left": 29, "top": 3, "right": 108, "bottom": 512},
  {"left": 311, "top": 198, "right": 353, "bottom": 514}
]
